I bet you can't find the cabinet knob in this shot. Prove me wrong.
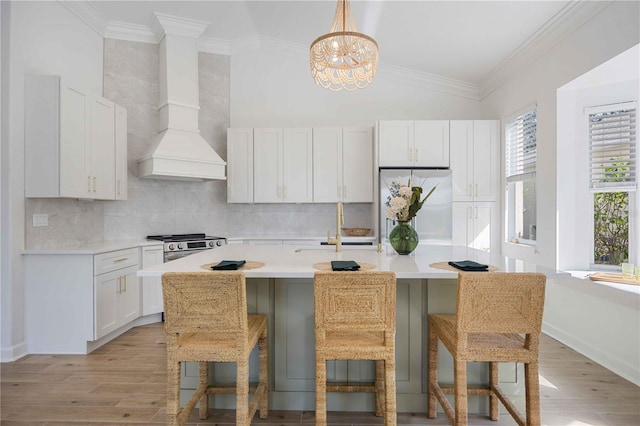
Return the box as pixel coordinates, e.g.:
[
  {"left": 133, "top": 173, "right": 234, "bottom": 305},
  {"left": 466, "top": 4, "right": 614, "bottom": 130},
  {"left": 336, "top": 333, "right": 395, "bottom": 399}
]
[{"left": 415, "top": 149, "right": 419, "bottom": 162}]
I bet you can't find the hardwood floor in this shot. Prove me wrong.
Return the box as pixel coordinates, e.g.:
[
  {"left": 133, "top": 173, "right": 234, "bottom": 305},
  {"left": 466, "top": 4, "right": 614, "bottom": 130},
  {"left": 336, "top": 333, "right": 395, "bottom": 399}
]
[{"left": 1, "top": 323, "right": 638, "bottom": 425}]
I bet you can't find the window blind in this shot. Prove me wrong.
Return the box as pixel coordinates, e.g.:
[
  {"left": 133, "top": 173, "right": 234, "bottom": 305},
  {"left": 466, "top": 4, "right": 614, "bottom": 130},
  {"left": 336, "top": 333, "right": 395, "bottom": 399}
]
[
  {"left": 589, "top": 105, "right": 637, "bottom": 192},
  {"left": 505, "top": 108, "right": 537, "bottom": 182}
]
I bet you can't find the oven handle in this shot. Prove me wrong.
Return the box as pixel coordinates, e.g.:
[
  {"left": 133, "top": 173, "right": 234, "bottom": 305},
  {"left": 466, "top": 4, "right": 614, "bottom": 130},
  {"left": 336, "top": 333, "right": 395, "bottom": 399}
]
[{"left": 164, "top": 249, "right": 211, "bottom": 262}]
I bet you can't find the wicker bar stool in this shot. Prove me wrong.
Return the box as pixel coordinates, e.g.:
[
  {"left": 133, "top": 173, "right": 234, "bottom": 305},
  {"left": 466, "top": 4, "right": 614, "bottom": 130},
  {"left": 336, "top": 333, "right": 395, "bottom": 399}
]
[
  {"left": 427, "top": 271, "right": 546, "bottom": 426},
  {"left": 162, "top": 271, "right": 268, "bottom": 426},
  {"left": 314, "top": 271, "right": 397, "bottom": 426}
]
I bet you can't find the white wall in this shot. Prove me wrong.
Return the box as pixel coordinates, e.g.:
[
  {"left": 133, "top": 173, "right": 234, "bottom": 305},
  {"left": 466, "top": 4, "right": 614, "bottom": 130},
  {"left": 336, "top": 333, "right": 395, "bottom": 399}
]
[
  {"left": 1, "top": 0, "right": 104, "bottom": 361},
  {"left": 480, "top": 0, "right": 640, "bottom": 269},
  {"left": 230, "top": 39, "right": 482, "bottom": 128}
]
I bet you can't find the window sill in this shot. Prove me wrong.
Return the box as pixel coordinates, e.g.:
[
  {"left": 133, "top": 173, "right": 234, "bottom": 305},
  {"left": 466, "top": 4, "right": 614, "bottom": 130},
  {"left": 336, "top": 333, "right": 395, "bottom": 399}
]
[{"left": 561, "top": 270, "right": 640, "bottom": 307}]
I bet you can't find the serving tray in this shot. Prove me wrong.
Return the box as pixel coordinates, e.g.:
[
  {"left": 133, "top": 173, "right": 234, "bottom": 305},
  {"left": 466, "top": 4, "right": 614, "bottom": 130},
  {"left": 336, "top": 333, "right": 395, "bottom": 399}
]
[{"left": 589, "top": 272, "right": 640, "bottom": 286}]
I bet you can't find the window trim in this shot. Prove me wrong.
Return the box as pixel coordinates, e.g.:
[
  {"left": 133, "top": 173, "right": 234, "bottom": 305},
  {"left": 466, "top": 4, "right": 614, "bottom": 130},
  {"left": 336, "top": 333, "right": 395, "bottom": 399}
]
[{"left": 505, "top": 104, "right": 537, "bottom": 245}]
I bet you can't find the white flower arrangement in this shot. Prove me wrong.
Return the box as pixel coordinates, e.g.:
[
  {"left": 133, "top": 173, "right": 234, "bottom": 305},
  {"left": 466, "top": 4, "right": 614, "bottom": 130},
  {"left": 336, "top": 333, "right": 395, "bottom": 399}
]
[{"left": 385, "top": 179, "right": 437, "bottom": 222}]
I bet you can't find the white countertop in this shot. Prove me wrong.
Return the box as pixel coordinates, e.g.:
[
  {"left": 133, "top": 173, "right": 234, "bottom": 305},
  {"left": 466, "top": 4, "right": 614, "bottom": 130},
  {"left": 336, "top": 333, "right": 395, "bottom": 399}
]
[
  {"left": 23, "top": 239, "right": 161, "bottom": 255},
  {"left": 137, "top": 243, "right": 567, "bottom": 279}
]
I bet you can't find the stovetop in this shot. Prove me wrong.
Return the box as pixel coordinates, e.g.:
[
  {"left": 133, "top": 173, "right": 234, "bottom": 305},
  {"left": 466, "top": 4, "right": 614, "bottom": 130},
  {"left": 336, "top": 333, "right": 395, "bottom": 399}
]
[{"left": 147, "top": 233, "right": 225, "bottom": 242}]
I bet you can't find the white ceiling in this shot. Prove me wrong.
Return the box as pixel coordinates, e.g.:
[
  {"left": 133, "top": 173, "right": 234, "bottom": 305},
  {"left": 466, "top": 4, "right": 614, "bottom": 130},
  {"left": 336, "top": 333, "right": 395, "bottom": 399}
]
[{"left": 85, "top": 0, "right": 607, "bottom": 91}]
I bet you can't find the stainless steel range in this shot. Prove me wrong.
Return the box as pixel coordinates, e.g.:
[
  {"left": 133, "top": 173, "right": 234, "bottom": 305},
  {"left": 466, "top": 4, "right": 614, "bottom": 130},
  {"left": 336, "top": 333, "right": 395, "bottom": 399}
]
[{"left": 147, "top": 233, "right": 227, "bottom": 262}]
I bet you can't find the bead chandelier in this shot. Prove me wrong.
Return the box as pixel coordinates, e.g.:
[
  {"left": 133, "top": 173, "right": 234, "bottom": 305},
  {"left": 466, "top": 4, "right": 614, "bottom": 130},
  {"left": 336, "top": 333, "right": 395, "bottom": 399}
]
[{"left": 310, "top": 0, "right": 379, "bottom": 91}]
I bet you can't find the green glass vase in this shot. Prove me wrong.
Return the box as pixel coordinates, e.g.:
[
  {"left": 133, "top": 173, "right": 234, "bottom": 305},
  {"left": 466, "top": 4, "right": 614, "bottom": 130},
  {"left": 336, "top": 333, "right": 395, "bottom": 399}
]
[{"left": 389, "top": 220, "right": 419, "bottom": 255}]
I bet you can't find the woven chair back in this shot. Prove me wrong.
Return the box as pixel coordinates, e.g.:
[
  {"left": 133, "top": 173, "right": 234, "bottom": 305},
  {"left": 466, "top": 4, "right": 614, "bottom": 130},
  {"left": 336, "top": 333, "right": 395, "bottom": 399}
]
[
  {"left": 455, "top": 272, "right": 546, "bottom": 335},
  {"left": 162, "top": 271, "right": 248, "bottom": 335},
  {"left": 314, "top": 271, "right": 396, "bottom": 333}
]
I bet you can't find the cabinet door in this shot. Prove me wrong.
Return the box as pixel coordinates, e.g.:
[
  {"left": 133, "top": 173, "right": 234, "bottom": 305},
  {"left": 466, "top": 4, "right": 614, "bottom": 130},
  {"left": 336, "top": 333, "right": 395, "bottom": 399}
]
[
  {"left": 141, "top": 245, "right": 164, "bottom": 315},
  {"left": 470, "top": 202, "right": 497, "bottom": 252},
  {"left": 472, "top": 120, "right": 499, "bottom": 202},
  {"left": 450, "top": 121, "right": 473, "bottom": 202},
  {"left": 313, "top": 128, "right": 342, "bottom": 203},
  {"left": 115, "top": 104, "right": 128, "bottom": 200},
  {"left": 254, "top": 128, "right": 283, "bottom": 203},
  {"left": 89, "top": 95, "right": 116, "bottom": 200},
  {"left": 414, "top": 120, "right": 449, "bottom": 167},
  {"left": 227, "top": 128, "right": 254, "bottom": 203},
  {"left": 378, "top": 121, "right": 413, "bottom": 167},
  {"left": 283, "top": 128, "right": 313, "bottom": 203},
  {"left": 118, "top": 267, "right": 140, "bottom": 325},
  {"left": 60, "top": 85, "right": 92, "bottom": 198},
  {"left": 95, "top": 270, "right": 119, "bottom": 339},
  {"left": 452, "top": 202, "right": 473, "bottom": 247},
  {"left": 342, "top": 127, "right": 373, "bottom": 203}
]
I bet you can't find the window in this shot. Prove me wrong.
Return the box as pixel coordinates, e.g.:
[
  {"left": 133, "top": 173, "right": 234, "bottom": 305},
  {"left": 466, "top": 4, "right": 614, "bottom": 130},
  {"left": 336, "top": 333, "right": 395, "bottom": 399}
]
[
  {"left": 505, "top": 106, "right": 537, "bottom": 244},
  {"left": 588, "top": 102, "right": 637, "bottom": 266}
]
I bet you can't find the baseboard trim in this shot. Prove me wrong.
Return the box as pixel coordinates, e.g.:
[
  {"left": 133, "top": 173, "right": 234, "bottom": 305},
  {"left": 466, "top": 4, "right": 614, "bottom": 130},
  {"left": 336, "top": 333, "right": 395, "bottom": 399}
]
[
  {"left": 543, "top": 321, "right": 640, "bottom": 386},
  {"left": 0, "top": 340, "right": 28, "bottom": 362}
]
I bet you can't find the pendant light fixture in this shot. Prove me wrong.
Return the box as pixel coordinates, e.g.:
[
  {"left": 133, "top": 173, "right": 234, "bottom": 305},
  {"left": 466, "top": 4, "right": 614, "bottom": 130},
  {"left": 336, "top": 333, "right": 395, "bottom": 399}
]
[{"left": 310, "top": 0, "right": 379, "bottom": 91}]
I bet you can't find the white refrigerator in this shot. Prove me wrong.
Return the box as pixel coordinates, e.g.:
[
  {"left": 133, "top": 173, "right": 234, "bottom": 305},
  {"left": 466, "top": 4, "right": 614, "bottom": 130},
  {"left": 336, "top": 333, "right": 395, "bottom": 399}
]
[{"left": 379, "top": 168, "right": 452, "bottom": 244}]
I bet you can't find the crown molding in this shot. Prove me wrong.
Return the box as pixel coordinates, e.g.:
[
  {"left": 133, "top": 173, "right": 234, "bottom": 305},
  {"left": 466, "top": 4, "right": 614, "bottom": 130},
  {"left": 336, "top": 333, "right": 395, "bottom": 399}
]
[
  {"left": 477, "top": 0, "right": 613, "bottom": 100},
  {"left": 379, "top": 64, "right": 480, "bottom": 100},
  {"left": 199, "top": 37, "right": 232, "bottom": 56},
  {"left": 149, "top": 13, "right": 209, "bottom": 40},
  {"left": 58, "top": 0, "right": 107, "bottom": 37},
  {"left": 104, "top": 21, "right": 156, "bottom": 44}
]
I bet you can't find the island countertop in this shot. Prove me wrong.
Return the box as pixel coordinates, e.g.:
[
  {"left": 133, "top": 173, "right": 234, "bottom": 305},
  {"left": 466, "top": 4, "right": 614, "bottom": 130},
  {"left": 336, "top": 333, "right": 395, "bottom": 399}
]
[{"left": 137, "top": 243, "right": 566, "bottom": 279}]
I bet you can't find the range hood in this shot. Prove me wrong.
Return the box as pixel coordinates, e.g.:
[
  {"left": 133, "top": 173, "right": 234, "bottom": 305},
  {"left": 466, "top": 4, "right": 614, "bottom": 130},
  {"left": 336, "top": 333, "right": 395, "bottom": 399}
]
[{"left": 137, "top": 13, "right": 226, "bottom": 181}]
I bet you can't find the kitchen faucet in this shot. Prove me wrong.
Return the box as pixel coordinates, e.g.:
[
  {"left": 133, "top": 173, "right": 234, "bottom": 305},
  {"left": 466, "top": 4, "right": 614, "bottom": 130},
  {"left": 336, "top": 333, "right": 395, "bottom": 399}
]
[{"left": 327, "top": 201, "right": 343, "bottom": 252}]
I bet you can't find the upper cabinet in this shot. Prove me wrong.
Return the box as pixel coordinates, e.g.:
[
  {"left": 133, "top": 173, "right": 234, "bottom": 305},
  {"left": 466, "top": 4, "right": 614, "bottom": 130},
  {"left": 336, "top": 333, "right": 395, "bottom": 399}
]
[
  {"left": 25, "top": 75, "right": 127, "bottom": 200},
  {"left": 115, "top": 105, "right": 128, "bottom": 200},
  {"left": 254, "top": 128, "right": 313, "bottom": 203},
  {"left": 313, "top": 127, "right": 373, "bottom": 203},
  {"left": 378, "top": 120, "right": 449, "bottom": 168},
  {"left": 450, "top": 120, "right": 499, "bottom": 202},
  {"left": 227, "top": 128, "right": 255, "bottom": 203}
]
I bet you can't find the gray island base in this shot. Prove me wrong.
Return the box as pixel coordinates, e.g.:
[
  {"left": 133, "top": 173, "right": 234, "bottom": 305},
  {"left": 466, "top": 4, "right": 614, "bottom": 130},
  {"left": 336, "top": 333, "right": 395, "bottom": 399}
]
[{"left": 138, "top": 244, "right": 562, "bottom": 413}]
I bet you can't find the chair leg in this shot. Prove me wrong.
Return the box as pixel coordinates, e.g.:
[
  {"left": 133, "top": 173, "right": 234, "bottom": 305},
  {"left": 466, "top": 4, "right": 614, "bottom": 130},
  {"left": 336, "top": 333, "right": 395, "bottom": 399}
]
[
  {"left": 259, "top": 330, "right": 269, "bottom": 419},
  {"left": 236, "top": 358, "right": 250, "bottom": 426},
  {"left": 166, "top": 359, "right": 181, "bottom": 426},
  {"left": 489, "top": 361, "right": 499, "bottom": 421},
  {"left": 427, "top": 324, "right": 438, "bottom": 418},
  {"left": 384, "top": 358, "right": 397, "bottom": 426},
  {"left": 453, "top": 359, "right": 468, "bottom": 426},
  {"left": 198, "top": 362, "right": 209, "bottom": 420},
  {"left": 525, "top": 362, "right": 541, "bottom": 426},
  {"left": 315, "top": 356, "right": 327, "bottom": 426},
  {"left": 374, "top": 359, "right": 385, "bottom": 417}
]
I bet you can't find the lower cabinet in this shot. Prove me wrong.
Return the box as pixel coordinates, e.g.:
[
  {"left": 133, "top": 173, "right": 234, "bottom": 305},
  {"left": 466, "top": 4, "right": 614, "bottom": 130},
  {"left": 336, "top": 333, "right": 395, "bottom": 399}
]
[
  {"left": 141, "top": 245, "right": 164, "bottom": 315},
  {"left": 94, "top": 264, "right": 140, "bottom": 340},
  {"left": 25, "top": 247, "right": 141, "bottom": 354}
]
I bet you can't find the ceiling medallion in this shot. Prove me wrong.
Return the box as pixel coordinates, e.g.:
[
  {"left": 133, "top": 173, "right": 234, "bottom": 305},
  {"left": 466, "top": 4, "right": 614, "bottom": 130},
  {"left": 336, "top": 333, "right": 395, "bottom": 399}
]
[{"left": 310, "top": 0, "right": 379, "bottom": 92}]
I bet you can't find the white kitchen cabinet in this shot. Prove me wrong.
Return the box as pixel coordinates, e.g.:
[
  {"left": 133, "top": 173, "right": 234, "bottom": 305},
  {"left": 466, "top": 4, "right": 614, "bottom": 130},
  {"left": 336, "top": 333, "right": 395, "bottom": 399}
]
[
  {"left": 378, "top": 120, "right": 449, "bottom": 167},
  {"left": 115, "top": 104, "right": 128, "bottom": 200},
  {"left": 25, "top": 246, "right": 141, "bottom": 354},
  {"left": 452, "top": 201, "right": 499, "bottom": 252},
  {"left": 141, "top": 245, "right": 164, "bottom": 316},
  {"left": 450, "top": 120, "right": 499, "bottom": 202},
  {"left": 254, "top": 127, "right": 313, "bottom": 203},
  {"left": 227, "top": 128, "right": 254, "bottom": 203},
  {"left": 313, "top": 127, "right": 373, "bottom": 203},
  {"left": 24, "top": 74, "right": 126, "bottom": 200},
  {"left": 94, "top": 248, "right": 140, "bottom": 340}
]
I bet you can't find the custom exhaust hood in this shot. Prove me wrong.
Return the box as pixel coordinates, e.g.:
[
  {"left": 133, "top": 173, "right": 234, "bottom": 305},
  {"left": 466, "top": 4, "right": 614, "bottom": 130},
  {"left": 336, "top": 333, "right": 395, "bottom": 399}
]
[{"left": 137, "top": 13, "right": 226, "bottom": 181}]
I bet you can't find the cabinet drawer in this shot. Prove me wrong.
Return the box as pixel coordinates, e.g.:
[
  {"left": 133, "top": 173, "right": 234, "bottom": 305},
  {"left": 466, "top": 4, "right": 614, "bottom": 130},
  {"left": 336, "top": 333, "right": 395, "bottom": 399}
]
[{"left": 94, "top": 248, "right": 139, "bottom": 275}]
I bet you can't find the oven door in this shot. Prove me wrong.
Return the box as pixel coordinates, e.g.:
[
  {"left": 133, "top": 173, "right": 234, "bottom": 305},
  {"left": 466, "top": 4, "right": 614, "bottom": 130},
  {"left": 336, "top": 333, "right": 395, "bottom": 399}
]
[{"left": 164, "top": 248, "right": 210, "bottom": 262}]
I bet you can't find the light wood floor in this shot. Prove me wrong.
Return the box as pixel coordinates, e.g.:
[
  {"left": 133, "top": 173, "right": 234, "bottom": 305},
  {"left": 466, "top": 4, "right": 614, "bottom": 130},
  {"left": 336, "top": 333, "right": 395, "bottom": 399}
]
[{"left": 1, "top": 323, "right": 638, "bottom": 425}]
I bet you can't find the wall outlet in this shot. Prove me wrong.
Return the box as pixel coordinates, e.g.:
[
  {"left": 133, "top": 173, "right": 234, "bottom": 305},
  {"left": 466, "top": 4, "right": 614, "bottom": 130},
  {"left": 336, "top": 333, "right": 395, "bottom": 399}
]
[{"left": 32, "top": 214, "right": 48, "bottom": 227}]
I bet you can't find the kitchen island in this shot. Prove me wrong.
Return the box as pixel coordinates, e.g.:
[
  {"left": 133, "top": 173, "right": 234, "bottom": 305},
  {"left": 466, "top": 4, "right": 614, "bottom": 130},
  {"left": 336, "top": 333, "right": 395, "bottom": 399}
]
[{"left": 138, "top": 243, "right": 562, "bottom": 413}]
